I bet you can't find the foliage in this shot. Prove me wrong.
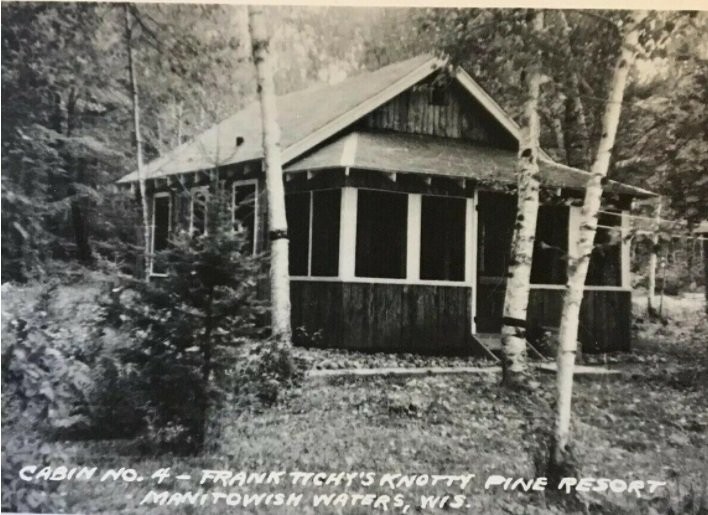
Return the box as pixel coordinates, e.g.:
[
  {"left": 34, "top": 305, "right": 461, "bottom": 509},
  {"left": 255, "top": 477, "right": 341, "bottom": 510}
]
[
  {"left": 0, "top": 275, "right": 109, "bottom": 513},
  {"left": 99, "top": 189, "right": 267, "bottom": 452}
]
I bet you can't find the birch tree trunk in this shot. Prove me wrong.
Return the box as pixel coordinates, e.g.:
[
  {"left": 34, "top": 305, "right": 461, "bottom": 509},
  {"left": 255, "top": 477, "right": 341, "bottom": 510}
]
[
  {"left": 124, "top": 5, "right": 151, "bottom": 282},
  {"left": 248, "top": 5, "right": 292, "bottom": 344},
  {"left": 500, "top": 10, "right": 544, "bottom": 387},
  {"left": 552, "top": 10, "right": 648, "bottom": 473},
  {"left": 648, "top": 197, "right": 662, "bottom": 315}
]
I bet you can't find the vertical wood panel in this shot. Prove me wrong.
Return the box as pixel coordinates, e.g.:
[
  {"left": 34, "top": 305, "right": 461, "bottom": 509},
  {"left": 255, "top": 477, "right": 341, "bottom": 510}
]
[{"left": 291, "top": 281, "right": 473, "bottom": 355}]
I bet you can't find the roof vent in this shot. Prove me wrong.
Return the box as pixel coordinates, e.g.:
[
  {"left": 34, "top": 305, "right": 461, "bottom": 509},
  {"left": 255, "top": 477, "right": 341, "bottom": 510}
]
[{"left": 236, "top": 136, "right": 244, "bottom": 147}]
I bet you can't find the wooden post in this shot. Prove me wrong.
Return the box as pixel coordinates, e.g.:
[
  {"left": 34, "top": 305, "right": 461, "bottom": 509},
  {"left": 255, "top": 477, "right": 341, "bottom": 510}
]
[
  {"left": 406, "top": 194, "right": 422, "bottom": 282},
  {"left": 466, "top": 194, "right": 477, "bottom": 334},
  {"left": 621, "top": 210, "right": 631, "bottom": 289},
  {"left": 339, "top": 187, "right": 358, "bottom": 280}
]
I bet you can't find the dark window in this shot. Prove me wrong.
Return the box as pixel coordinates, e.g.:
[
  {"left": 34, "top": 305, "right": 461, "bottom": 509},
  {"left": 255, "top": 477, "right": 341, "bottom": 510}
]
[
  {"left": 355, "top": 189, "right": 407, "bottom": 279},
  {"left": 429, "top": 83, "right": 448, "bottom": 106},
  {"left": 152, "top": 194, "right": 171, "bottom": 274},
  {"left": 477, "top": 192, "right": 516, "bottom": 278},
  {"left": 310, "top": 189, "right": 341, "bottom": 277},
  {"left": 420, "top": 195, "right": 465, "bottom": 281},
  {"left": 531, "top": 205, "right": 569, "bottom": 284},
  {"left": 233, "top": 182, "right": 257, "bottom": 254},
  {"left": 190, "top": 189, "right": 208, "bottom": 236},
  {"left": 586, "top": 212, "right": 621, "bottom": 286},
  {"left": 286, "top": 192, "right": 310, "bottom": 276}
]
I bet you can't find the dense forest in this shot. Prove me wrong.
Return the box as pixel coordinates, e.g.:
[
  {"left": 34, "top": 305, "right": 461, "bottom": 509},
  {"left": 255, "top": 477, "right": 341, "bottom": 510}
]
[
  {"left": 2, "top": 4, "right": 707, "bottom": 514},
  {"left": 2, "top": 4, "right": 706, "bottom": 284}
]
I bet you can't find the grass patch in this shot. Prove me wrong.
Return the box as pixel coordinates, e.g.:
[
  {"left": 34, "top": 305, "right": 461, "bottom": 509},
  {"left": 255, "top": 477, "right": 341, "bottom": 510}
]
[{"left": 3, "top": 289, "right": 706, "bottom": 513}]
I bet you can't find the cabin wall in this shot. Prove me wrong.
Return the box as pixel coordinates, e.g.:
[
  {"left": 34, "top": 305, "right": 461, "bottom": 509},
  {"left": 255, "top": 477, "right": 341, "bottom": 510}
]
[
  {"left": 476, "top": 283, "right": 631, "bottom": 352},
  {"left": 361, "top": 79, "right": 517, "bottom": 150},
  {"left": 290, "top": 280, "right": 474, "bottom": 355}
]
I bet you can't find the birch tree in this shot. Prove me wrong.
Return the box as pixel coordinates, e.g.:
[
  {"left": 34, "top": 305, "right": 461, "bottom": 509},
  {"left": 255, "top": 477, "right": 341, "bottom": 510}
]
[
  {"left": 500, "top": 10, "right": 545, "bottom": 387},
  {"left": 124, "top": 5, "right": 151, "bottom": 281},
  {"left": 247, "top": 5, "right": 292, "bottom": 344},
  {"left": 552, "top": 10, "right": 649, "bottom": 474}
]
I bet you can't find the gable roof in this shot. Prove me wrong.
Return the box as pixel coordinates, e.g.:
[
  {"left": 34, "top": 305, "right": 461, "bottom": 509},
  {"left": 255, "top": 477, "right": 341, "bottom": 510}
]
[
  {"left": 285, "top": 131, "right": 653, "bottom": 197},
  {"left": 118, "top": 54, "right": 442, "bottom": 183},
  {"left": 117, "top": 53, "right": 653, "bottom": 198}
]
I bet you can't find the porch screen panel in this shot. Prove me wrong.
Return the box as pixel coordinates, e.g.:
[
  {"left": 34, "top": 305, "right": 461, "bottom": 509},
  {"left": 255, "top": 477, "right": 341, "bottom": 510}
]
[
  {"left": 531, "top": 205, "right": 568, "bottom": 284},
  {"left": 586, "top": 212, "right": 621, "bottom": 286},
  {"left": 152, "top": 195, "right": 171, "bottom": 274},
  {"left": 233, "top": 182, "right": 257, "bottom": 254},
  {"left": 285, "top": 192, "right": 310, "bottom": 276},
  {"left": 310, "top": 189, "right": 341, "bottom": 277},
  {"left": 355, "top": 190, "right": 407, "bottom": 279},
  {"left": 420, "top": 195, "right": 465, "bottom": 281},
  {"left": 477, "top": 192, "right": 516, "bottom": 278}
]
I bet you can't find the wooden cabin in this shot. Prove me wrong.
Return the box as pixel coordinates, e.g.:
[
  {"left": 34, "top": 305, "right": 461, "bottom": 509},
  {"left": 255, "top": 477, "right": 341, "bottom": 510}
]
[{"left": 118, "top": 55, "right": 653, "bottom": 355}]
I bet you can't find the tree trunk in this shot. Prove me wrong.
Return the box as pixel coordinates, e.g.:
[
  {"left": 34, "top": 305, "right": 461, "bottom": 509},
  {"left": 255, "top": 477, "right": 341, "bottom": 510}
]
[
  {"left": 500, "top": 10, "right": 544, "bottom": 387},
  {"left": 648, "top": 198, "right": 662, "bottom": 314},
  {"left": 125, "top": 5, "right": 151, "bottom": 282},
  {"left": 248, "top": 5, "right": 292, "bottom": 344},
  {"left": 552, "top": 10, "right": 648, "bottom": 476},
  {"left": 558, "top": 11, "right": 591, "bottom": 170},
  {"left": 703, "top": 237, "right": 708, "bottom": 314}
]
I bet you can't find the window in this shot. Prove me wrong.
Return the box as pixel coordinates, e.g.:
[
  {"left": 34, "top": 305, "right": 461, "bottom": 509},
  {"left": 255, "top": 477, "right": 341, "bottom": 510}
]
[
  {"left": 420, "top": 195, "right": 465, "bottom": 281},
  {"left": 429, "top": 83, "right": 449, "bottom": 106},
  {"left": 285, "top": 189, "right": 341, "bottom": 277},
  {"left": 310, "top": 189, "right": 341, "bottom": 276},
  {"left": 531, "top": 205, "right": 569, "bottom": 284},
  {"left": 151, "top": 193, "right": 171, "bottom": 275},
  {"left": 286, "top": 192, "right": 310, "bottom": 276},
  {"left": 355, "top": 189, "right": 407, "bottom": 279},
  {"left": 233, "top": 180, "right": 258, "bottom": 254},
  {"left": 190, "top": 187, "right": 208, "bottom": 236},
  {"left": 586, "top": 212, "right": 621, "bottom": 286}
]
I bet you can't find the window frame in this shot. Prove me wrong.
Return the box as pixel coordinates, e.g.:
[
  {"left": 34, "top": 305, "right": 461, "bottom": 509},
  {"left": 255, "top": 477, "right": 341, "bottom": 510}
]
[
  {"left": 150, "top": 191, "right": 172, "bottom": 277},
  {"left": 354, "top": 188, "right": 409, "bottom": 280},
  {"left": 189, "top": 186, "right": 209, "bottom": 236},
  {"left": 289, "top": 186, "right": 473, "bottom": 287},
  {"left": 232, "top": 179, "right": 259, "bottom": 256},
  {"left": 286, "top": 188, "right": 342, "bottom": 279}
]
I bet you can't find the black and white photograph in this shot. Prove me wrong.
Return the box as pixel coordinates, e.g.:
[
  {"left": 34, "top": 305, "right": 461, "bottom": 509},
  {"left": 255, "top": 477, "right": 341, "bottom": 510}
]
[{"left": 1, "top": 1, "right": 707, "bottom": 513}]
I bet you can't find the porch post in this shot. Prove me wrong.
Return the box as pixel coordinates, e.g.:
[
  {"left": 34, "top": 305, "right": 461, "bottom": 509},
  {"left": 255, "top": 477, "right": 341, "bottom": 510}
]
[
  {"left": 406, "top": 193, "right": 422, "bottom": 281},
  {"left": 466, "top": 192, "right": 477, "bottom": 334},
  {"left": 339, "top": 187, "right": 357, "bottom": 280}
]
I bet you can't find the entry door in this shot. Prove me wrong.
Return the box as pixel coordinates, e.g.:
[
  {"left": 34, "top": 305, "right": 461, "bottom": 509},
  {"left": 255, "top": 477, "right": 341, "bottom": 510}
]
[{"left": 474, "top": 191, "right": 516, "bottom": 332}]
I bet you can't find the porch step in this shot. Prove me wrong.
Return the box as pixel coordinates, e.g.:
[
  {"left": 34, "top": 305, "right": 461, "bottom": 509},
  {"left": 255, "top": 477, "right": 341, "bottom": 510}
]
[
  {"left": 472, "top": 333, "right": 502, "bottom": 351},
  {"left": 471, "top": 333, "right": 552, "bottom": 362},
  {"left": 470, "top": 333, "right": 502, "bottom": 362}
]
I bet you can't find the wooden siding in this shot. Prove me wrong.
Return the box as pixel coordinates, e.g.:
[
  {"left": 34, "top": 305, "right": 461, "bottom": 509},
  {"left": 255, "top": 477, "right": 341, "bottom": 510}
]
[
  {"left": 361, "top": 79, "right": 516, "bottom": 149},
  {"left": 476, "top": 284, "right": 631, "bottom": 353},
  {"left": 290, "top": 280, "right": 475, "bottom": 355}
]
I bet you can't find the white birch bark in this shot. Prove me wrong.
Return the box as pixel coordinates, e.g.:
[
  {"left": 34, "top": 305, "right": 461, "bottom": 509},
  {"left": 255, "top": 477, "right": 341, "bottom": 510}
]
[
  {"left": 124, "top": 5, "right": 151, "bottom": 282},
  {"left": 500, "top": 10, "right": 544, "bottom": 386},
  {"left": 554, "top": 11, "right": 649, "bottom": 466},
  {"left": 247, "top": 6, "right": 292, "bottom": 344}
]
